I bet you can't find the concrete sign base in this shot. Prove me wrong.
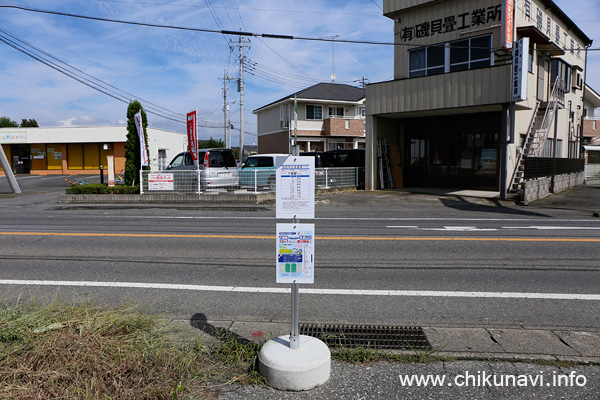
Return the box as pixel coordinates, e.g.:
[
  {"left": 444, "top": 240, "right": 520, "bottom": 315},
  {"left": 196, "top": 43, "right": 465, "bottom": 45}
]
[{"left": 258, "top": 335, "right": 330, "bottom": 391}]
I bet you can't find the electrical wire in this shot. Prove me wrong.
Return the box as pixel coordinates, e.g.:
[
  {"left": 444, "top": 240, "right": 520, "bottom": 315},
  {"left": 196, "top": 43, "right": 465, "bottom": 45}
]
[
  {"left": 0, "top": 28, "right": 225, "bottom": 128},
  {"left": 6, "top": 4, "right": 589, "bottom": 52}
]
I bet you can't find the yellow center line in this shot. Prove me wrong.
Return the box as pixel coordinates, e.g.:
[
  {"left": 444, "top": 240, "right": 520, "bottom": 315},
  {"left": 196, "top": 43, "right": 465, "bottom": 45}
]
[{"left": 0, "top": 231, "right": 599, "bottom": 242}]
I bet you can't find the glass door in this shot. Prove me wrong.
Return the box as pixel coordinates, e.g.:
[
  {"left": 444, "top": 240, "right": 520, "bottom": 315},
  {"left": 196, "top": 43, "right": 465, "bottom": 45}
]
[{"left": 473, "top": 133, "right": 498, "bottom": 190}]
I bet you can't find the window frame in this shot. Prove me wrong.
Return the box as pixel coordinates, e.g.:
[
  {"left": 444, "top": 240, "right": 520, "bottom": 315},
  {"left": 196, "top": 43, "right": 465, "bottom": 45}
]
[
  {"left": 306, "top": 104, "right": 323, "bottom": 120},
  {"left": 409, "top": 34, "right": 492, "bottom": 78},
  {"left": 328, "top": 106, "right": 344, "bottom": 118}
]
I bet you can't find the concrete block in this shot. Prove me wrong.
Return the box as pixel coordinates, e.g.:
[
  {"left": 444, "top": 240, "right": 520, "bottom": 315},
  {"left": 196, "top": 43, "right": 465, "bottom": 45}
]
[
  {"left": 554, "top": 330, "right": 600, "bottom": 357},
  {"left": 423, "top": 327, "right": 505, "bottom": 353},
  {"left": 258, "top": 335, "right": 330, "bottom": 391},
  {"left": 488, "top": 329, "right": 579, "bottom": 356}
]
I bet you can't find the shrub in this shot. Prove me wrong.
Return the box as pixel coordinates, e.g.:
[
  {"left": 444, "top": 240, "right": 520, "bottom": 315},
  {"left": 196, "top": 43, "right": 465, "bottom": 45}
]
[{"left": 65, "top": 184, "right": 140, "bottom": 195}]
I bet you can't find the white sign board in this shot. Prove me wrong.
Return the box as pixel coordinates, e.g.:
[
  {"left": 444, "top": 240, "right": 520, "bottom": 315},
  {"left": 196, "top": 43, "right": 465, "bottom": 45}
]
[
  {"left": 276, "top": 156, "right": 315, "bottom": 219},
  {"left": 512, "top": 37, "right": 529, "bottom": 102},
  {"left": 0, "top": 132, "right": 27, "bottom": 143},
  {"left": 148, "top": 173, "right": 174, "bottom": 191},
  {"left": 276, "top": 223, "right": 315, "bottom": 284}
]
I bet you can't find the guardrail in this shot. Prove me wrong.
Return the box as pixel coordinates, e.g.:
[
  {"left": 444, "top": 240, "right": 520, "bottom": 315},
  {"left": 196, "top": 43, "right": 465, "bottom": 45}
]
[{"left": 139, "top": 167, "right": 360, "bottom": 194}]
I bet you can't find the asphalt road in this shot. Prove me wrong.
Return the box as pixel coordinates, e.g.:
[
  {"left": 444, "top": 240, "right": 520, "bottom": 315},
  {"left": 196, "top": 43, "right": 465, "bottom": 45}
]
[{"left": 1, "top": 175, "right": 599, "bottom": 330}]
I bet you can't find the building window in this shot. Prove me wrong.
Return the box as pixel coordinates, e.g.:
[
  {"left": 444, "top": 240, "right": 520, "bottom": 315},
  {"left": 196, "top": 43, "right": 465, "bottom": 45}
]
[
  {"left": 409, "top": 35, "right": 491, "bottom": 78},
  {"left": 551, "top": 59, "right": 571, "bottom": 93},
  {"left": 329, "top": 140, "right": 350, "bottom": 150},
  {"left": 409, "top": 45, "right": 444, "bottom": 77},
  {"left": 360, "top": 107, "right": 366, "bottom": 117},
  {"left": 328, "top": 106, "right": 344, "bottom": 118},
  {"left": 450, "top": 35, "right": 491, "bottom": 72},
  {"left": 306, "top": 105, "right": 322, "bottom": 120}
]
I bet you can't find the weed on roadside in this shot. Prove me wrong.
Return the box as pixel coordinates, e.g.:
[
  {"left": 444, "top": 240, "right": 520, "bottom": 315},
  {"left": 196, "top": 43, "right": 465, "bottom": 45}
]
[{"left": 0, "top": 300, "right": 263, "bottom": 399}]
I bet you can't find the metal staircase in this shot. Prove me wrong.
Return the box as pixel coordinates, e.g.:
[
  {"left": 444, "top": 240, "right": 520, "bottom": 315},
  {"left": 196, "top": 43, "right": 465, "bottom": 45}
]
[{"left": 509, "top": 77, "right": 565, "bottom": 193}]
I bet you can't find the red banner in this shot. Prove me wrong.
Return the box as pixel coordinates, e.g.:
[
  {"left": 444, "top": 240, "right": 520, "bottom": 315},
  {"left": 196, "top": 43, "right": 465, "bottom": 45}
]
[
  {"left": 186, "top": 111, "right": 198, "bottom": 167},
  {"left": 502, "top": 0, "right": 514, "bottom": 49}
]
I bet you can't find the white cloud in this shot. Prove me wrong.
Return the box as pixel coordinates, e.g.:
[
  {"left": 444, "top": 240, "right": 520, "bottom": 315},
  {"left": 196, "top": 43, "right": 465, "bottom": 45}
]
[{"left": 0, "top": 0, "right": 598, "bottom": 140}]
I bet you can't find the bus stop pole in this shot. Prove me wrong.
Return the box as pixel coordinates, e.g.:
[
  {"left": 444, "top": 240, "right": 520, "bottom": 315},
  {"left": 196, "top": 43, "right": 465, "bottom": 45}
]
[{"left": 290, "top": 216, "right": 300, "bottom": 349}]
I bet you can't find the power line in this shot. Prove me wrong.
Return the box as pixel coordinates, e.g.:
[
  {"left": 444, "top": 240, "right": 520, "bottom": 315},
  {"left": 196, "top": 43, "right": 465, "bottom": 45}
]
[
  {"left": 0, "top": 28, "right": 225, "bottom": 128},
  {"left": 4, "top": 4, "right": 596, "bottom": 51}
]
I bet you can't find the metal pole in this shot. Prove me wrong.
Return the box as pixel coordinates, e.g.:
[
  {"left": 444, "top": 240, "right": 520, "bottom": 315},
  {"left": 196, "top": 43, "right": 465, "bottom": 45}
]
[
  {"left": 239, "top": 36, "right": 245, "bottom": 163},
  {"left": 223, "top": 70, "right": 228, "bottom": 148},
  {"left": 254, "top": 169, "right": 258, "bottom": 194},
  {"left": 290, "top": 281, "right": 299, "bottom": 349},
  {"left": 290, "top": 216, "right": 300, "bottom": 349},
  {"left": 0, "top": 145, "right": 21, "bottom": 194}
]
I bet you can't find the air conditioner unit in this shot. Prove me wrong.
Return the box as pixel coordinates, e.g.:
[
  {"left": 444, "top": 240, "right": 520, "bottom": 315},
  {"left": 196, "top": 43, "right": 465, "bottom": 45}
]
[{"left": 280, "top": 120, "right": 289, "bottom": 128}]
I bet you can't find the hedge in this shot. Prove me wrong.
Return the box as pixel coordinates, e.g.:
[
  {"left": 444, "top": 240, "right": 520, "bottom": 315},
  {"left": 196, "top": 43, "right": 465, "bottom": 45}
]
[{"left": 66, "top": 184, "right": 140, "bottom": 195}]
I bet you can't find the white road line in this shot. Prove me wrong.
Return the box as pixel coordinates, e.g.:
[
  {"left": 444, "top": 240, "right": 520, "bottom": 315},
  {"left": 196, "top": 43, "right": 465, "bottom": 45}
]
[
  {"left": 387, "top": 226, "right": 499, "bottom": 231},
  {"left": 115, "top": 216, "right": 599, "bottom": 222},
  {"left": 505, "top": 226, "right": 600, "bottom": 230},
  {"left": 1, "top": 280, "right": 599, "bottom": 300}
]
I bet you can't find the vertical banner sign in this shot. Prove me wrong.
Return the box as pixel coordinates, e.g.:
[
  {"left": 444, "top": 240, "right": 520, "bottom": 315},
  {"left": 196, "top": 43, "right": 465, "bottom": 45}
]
[
  {"left": 134, "top": 111, "right": 149, "bottom": 167},
  {"left": 186, "top": 111, "right": 198, "bottom": 167},
  {"left": 512, "top": 37, "right": 530, "bottom": 102},
  {"left": 276, "top": 223, "right": 315, "bottom": 284},
  {"left": 501, "top": 0, "right": 514, "bottom": 49},
  {"left": 276, "top": 156, "right": 315, "bottom": 219}
]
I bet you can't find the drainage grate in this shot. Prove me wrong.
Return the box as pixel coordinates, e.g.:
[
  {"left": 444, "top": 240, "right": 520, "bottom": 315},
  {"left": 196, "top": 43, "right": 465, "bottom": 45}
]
[{"left": 299, "top": 323, "right": 431, "bottom": 350}]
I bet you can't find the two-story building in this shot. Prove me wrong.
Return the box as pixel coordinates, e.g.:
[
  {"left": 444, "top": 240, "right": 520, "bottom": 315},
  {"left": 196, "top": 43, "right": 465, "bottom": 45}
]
[
  {"left": 582, "top": 84, "right": 600, "bottom": 164},
  {"left": 367, "top": 0, "right": 592, "bottom": 196},
  {"left": 253, "top": 83, "right": 366, "bottom": 153}
]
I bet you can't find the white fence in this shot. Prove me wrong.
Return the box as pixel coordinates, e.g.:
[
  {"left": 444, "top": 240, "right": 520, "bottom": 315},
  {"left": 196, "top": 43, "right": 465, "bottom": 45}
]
[
  {"left": 140, "top": 167, "right": 361, "bottom": 194},
  {"left": 585, "top": 164, "right": 600, "bottom": 179}
]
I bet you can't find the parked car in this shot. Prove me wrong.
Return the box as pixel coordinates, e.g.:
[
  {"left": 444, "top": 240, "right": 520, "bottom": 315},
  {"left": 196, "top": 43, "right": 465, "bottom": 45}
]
[
  {"left": 327, "top": 149, "right": 365, "bottom": 189},
  {"left": 239, "top": 153, "right": 290, "bottom": 191},
  {"left": 165, "top": 148, "right": 239, "bottom": 191},
  {"left": 299, "top": 152, "right": 337, "bottom": 168}
]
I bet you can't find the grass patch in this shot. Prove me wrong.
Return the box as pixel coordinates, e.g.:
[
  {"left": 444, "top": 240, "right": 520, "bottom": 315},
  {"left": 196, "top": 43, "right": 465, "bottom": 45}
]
[
  {"left": 0, "top": 300, "right": 262, "bottom": 399},
  {"left": 332, "top": 346, "right": 454, "bottom": 365}
]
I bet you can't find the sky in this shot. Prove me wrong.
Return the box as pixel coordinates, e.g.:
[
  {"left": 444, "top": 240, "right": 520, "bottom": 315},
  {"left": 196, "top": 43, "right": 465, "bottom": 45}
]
[{"left": 0, "top": 0, "right": 598, "bottom": 146}]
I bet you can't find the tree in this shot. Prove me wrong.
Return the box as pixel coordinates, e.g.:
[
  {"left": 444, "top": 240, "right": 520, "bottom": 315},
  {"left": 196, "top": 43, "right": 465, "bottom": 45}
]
[
  {"left": 124, "top": 101, "right": 149, "bottom": 186},
  {"left": 198, "top": 137, "right": 225, "bottom": 149},
  {"left": 20, "top": 119, "right": 39, "bottom": 127},
  {"left": 0, "top": 116, "right": 18, "bottom": 128}
]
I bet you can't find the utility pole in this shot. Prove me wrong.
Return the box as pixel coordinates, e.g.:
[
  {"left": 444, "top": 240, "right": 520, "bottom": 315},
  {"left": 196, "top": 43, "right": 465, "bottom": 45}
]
[
  {"left": 232, "top": 35, "right": 250, "bottom": 161},
  {"left": 220, "top": 70, "right": 234, "bottom": 148},
  {"left": 354, "top": 76, "right": 369, "bottom": 89}
]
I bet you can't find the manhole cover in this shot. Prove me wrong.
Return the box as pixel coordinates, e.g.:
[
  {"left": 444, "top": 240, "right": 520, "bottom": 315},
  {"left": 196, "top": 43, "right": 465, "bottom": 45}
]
[{"left": 299, "top": 323, "right": 431, "bottom": 350}]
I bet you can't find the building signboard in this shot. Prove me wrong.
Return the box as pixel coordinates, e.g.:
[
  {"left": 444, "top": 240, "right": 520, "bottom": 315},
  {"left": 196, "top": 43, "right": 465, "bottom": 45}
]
[
  {"left": 399, "top": 3, "right": 502, "bottom": 42},
  {"left": 0, "top": 132, "right": 27, "bottom": 143},
  {"left": 512, "top": 37, "right": 529, "bottom": 102}
]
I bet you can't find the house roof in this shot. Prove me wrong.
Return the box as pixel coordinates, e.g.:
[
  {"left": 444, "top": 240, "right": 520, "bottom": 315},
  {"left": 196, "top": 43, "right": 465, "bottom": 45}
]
[
  {"left": 585, "top": 84, "right": 600, "bottom": 107},
  {"left": 253, "top": 83, "right": 366, "bottom": 113}
]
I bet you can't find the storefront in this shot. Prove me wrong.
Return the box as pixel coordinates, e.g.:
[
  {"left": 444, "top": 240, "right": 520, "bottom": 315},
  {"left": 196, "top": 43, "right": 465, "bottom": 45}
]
[
  {"left": 403, "top": 113, "right": 500, "bottom": 190},
  {"left": 0, "top": 126, "right": 186, "bottom": 175},
  {"left": 366, "top": 0, "right": 591, "bottom": 195}
]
